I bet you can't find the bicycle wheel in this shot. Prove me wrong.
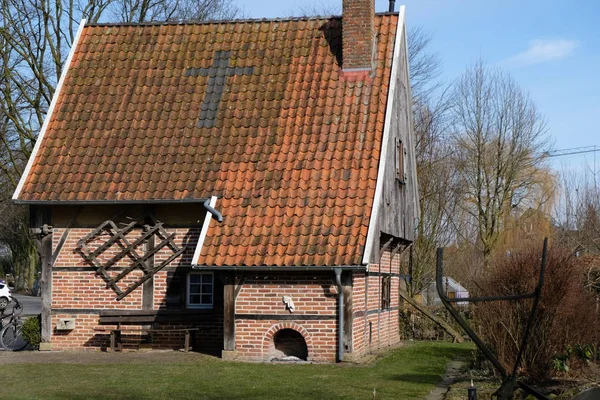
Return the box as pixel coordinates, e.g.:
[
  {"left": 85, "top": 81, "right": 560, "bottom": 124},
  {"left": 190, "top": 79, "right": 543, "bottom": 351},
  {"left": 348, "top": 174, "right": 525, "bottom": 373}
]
[{"left": 0, "top": 321, "right": 28, "bottom": 351}]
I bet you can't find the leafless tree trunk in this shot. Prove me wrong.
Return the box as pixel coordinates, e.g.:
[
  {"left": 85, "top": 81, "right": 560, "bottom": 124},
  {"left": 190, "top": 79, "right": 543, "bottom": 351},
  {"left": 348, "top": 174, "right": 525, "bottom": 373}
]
[
  {"left": 450, "top": 60, "right": 551, "bottom": 263},
  {"left": 407, "top": 95, "right": 462, "bottom": 296}
]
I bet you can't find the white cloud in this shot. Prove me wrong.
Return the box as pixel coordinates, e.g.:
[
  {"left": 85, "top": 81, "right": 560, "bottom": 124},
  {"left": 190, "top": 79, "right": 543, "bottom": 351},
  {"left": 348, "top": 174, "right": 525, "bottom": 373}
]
[{"left": 503, "top": 39, "right": 579, "bottom": 67}]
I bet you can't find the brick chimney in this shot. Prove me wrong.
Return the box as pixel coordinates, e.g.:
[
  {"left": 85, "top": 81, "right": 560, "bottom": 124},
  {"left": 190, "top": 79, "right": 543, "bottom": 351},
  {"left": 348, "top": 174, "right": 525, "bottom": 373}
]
[{"left": 342, "top": 0, "right": 375, "bottom": 72}]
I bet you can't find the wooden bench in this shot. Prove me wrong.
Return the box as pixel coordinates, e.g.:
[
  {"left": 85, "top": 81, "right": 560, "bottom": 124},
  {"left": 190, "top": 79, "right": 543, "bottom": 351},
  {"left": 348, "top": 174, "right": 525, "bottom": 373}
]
[{"left": 96, "top": 310, "right": 206, "bottom": 352}]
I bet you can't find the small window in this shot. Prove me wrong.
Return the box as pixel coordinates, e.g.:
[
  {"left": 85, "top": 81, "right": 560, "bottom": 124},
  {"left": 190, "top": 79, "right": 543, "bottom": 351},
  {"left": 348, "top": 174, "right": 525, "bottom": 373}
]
[
  {"left": 187, "top": 272, "right": 214, "bottom": 309},
  {"left": 381, "top": 276, "right": 391, "bottom": 310},
  {"left": 396, "top": 139, "right": 406, "bottom": 183}
]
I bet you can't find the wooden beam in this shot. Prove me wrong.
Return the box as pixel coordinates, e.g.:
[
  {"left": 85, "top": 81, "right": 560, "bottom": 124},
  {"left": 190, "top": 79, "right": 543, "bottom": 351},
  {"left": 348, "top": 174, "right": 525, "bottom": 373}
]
[
  {"left": 223, "top": 272, "right": 235, "bottom": 351},
  {"left": 142, "top": 225, "right": 155, "bottom": 310},
  {"left": 50, "top": 205, "right": 82, "bottom": 266},
  {"left": 115, "top": 247, "right": 185, "bottom": 301},
  {"left": 234, "top": 273, "right": 246, "bottom": 299},
  {"left": 31, "top": 206, "right": 52, "bottom": 345}
]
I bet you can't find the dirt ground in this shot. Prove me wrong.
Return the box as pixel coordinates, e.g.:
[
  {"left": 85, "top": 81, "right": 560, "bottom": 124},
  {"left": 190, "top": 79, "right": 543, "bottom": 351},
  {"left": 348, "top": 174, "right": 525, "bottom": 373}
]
[{"left": 0, "top": 349, "right": 215, "bottom": 364}]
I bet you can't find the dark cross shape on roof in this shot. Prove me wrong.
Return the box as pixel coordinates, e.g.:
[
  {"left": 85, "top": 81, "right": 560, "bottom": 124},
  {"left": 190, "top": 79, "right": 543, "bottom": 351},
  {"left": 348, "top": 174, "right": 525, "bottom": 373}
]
[{"left": 185, "top": 50, "right": 254, "bottom": 129}]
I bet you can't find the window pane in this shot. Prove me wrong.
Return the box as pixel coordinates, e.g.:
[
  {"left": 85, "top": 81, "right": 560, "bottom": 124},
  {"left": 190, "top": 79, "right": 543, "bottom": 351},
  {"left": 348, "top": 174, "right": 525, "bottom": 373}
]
[
  {"left": 202, "top": 274, "right": 213, "bottom": 284},
  {"left": 189, "top": 295, "right": 200, "bottom": 304},
  {"left": 201, "top": 294, "right": 212, "bottom": 304},
  {"left": 190, "top": 285, "right": 200, "bottom": 294},
  {"left": 190, "top": 274, "right": 201, "bottom": 284},
  {"left": 202, "top": 283, "right": 212, "bottom": 292}
]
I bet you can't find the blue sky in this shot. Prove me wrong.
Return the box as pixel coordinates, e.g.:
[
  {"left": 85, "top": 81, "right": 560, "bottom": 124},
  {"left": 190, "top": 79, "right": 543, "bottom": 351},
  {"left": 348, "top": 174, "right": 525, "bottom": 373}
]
[{"left": 235, "top": 0, "right": 600, "bottom": 164}]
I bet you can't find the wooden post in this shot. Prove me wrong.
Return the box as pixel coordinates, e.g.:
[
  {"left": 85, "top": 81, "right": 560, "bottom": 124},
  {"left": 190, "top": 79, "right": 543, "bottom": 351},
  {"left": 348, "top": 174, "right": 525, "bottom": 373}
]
[
  {"left": 142, "top": 232, "right": 155, "bottom": 310},
  {"left": 142, "top": 210, "right": 155, "bottom": 310},
  {"left": 184, "top": 330, "right": 190, "bottom": 352},
  {"left": 223, "top": 272, "right": 235, "bottom": 352},
  {"left": 342, "top": 271, "right": 353, "bottom": 355},
  {"left": 30, "top": 205, "right": 52, "bottom": 348}
]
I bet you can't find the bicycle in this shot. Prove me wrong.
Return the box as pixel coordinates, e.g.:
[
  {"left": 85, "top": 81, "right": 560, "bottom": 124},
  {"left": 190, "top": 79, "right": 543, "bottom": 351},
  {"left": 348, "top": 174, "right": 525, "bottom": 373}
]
[{"left": 0, "top": 298, "right": 29, "bottom": 351}]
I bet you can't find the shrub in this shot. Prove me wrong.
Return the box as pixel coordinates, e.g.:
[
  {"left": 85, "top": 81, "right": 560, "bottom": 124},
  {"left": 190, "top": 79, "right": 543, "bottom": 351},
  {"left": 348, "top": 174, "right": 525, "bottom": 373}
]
[
  {"left": 399, "top": 305, "right": 469, "bottom": 341},
  {"left": 472, "top": 247, "right": 599, "bottom": 380},
  {"left": 21, "top": 314, "right": 41, "bottom": 347}
]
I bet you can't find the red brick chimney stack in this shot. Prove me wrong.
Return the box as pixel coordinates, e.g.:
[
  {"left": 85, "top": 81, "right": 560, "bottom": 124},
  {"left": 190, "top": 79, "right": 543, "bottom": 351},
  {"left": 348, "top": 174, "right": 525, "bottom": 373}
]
[{"left": 342, "top": 0, "right": 375, "bottom": 72}]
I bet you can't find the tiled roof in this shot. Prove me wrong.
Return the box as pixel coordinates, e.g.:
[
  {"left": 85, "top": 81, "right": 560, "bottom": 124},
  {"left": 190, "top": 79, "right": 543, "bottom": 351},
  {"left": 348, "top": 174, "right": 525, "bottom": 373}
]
[{"left": 16, "top": 15, "right": 399, "bottom": 266}]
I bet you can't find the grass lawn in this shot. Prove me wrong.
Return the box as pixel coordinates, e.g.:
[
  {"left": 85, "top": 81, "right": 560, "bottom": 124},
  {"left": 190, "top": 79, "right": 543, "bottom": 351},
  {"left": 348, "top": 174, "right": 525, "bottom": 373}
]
[{"left": 0, "top": 341, "right": 472, "bottom": 400}]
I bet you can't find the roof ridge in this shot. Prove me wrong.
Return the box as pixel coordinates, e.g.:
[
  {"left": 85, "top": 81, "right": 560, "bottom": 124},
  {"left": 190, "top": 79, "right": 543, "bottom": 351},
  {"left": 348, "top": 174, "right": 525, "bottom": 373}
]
[{"left": 86, "top": 12, "right": 398, "bottom": 28}]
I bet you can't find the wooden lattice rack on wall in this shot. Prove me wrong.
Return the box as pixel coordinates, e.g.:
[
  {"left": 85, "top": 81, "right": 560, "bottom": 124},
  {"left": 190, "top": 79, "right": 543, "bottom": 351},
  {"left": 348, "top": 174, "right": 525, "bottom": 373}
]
[{"left": 76, "top": 217, "right": 185, "bottom": 300}]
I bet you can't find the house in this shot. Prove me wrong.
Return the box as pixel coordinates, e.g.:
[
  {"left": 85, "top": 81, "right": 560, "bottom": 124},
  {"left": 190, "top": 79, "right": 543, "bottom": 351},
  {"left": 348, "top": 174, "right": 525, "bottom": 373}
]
[
  {"left": 12, "top": 0, "right": 418, "bottom": 362},
  {"left": 422, "top": 277, "right": 469, "bottom": 307}
]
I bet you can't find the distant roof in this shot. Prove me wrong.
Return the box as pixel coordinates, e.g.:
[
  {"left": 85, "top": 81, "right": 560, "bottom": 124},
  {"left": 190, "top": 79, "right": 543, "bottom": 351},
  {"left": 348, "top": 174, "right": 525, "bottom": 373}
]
[{"left": 15, "top": 14, "right": 401, "bottom": 266}]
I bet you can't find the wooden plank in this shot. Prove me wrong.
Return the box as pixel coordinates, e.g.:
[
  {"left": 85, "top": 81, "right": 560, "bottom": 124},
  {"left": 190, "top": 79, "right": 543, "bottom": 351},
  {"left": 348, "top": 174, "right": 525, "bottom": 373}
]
[
  {"left": 184, "top": 331, "right": 190, "bottom": 352},
  {"left": 342, "top": 271, "right": 353, "bottom": 354},
  {"left": 234, "top": 273, "right": 246, "bottom": 299},
  {"left": 51, "top": 206, "right": 83, "bottom": 266},
  {"left": 142, "top": 223, "right": 155, "bottom": 310},
  {"left": 99, "top": 314, "right": 213, "bottom": 324},
  {"left": 31, "top": 206, "right": 53, "bottom": 345},
  {"left": 83, "top": 221, "right": 137, "bottom": 258},
  {"left": 99, "top": 224, "right": 162, "bottom": 272},
  {"left": 223, "top": 272, "right": 235, "bottom": 351},
  {"left": 100, "top": 309, "right": 213, "bottom": 316},
  {"left": 234, "top": 314, "right": 337, "bottom": 321},
  {"left": 108, "top": 232, "right": 176, "bottom": 286},
  {"left": 115, "top": 246, "right": 185, "bottom": 301}
]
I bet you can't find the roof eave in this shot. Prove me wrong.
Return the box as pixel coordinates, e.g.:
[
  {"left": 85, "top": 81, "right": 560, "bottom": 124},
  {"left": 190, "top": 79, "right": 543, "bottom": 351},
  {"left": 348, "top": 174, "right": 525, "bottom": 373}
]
[
  {"left": 361, "top": 6, "right": 406, "bottom": 265},
  {"left": 14, "top": 198, "right": 209, "bottom": 205},
  {"left": 189, "top": 265, "right": 367, "bottom": 271}
]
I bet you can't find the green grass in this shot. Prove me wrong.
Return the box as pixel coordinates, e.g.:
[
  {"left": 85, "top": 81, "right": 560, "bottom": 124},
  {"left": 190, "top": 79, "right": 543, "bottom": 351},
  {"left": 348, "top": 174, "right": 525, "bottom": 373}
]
[{"left": 0, "top": 342, "right": 472, "bottom": 400}]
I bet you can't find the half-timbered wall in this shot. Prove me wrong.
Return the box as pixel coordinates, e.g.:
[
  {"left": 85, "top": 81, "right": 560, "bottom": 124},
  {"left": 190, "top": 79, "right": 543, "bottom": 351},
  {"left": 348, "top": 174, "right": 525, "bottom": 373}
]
[
  {"left": 351, "top": 248, "right": 401, "bottom": 359},
  {"left": 48, "top": 204, "right": 226, "bottom": 351},
  {"left": 231, "top": 272, "right": 339, "bottom": 362}
]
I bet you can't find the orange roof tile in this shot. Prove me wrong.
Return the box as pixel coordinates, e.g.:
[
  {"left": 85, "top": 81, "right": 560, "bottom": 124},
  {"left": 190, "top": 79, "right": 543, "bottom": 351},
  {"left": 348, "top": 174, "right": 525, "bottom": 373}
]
[{"left": 16, "top": 14, "right": 399, "bottom": 266}]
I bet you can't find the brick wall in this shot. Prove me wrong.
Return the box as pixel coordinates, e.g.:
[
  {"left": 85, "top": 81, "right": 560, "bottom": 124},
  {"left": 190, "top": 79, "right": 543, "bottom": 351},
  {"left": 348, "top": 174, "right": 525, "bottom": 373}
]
[
  {"left": 234, "top": 272, "right": 338, "bottom": 362},
  {"left": 47, "top": 207, "right": 403, "bottom": 361},
  {"left": 351, "top": 247, "right": 401, "bottom": 358},
  {"left": 49, "top": 224, "right": 214, "bottom": 351}
]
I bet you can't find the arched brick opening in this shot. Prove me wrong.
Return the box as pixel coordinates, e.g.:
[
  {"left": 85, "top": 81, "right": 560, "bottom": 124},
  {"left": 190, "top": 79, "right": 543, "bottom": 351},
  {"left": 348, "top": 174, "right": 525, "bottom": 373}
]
[
  {"left": 262, "top": 322, "right": 312, "bottom": 361},
  {"left": 272, "top": 329, "right": 308, "bottom": 360}
]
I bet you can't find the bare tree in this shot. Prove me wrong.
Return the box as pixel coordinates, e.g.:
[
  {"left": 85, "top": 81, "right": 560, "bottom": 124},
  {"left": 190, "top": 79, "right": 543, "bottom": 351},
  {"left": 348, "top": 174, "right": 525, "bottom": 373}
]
[
  {"left": 406, "top": 96, "right": 456, "bottom": 295},
  {"left": 555, "top": 161, "right": 600, "bottom": 296},
  {"left": 407, "top": 26, "right": 441, "bottom": 104},
  {"left": 0, "top": 0, "right": 241, "bottom": 288},
  {"left": 451, "top": 60, "right": 551, "bottom": 263},
  {"left": 112, "top": 0, "right": 241, "bottom": 23}
]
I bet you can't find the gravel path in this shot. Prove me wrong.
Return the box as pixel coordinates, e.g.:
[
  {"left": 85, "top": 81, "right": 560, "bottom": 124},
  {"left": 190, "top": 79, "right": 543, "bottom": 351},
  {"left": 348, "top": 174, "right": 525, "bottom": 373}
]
[{"left": 425, "top": 358, "right": 466, "bottom": 400}]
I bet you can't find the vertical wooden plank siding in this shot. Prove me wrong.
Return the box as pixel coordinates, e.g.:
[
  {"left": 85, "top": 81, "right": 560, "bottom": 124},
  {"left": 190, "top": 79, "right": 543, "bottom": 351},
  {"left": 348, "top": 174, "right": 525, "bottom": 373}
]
[
  {"left": 223, "top": 272, "right": 236, "bottom": 351},
  {"left": 31, "top": 205, "right": 53, "bottom": 344}
]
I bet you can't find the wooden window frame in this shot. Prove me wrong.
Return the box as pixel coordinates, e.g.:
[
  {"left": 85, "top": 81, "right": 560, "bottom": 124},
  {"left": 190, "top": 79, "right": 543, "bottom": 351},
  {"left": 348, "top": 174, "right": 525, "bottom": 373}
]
[
  {"left": 396, "top": 139, "right": 406, "bottom": 184},
  {"left": 381, "top": 275, "right": 391, "bottom": 310},
  {"left": 186, "top": 271, "right": 214, "bottom": 309}
]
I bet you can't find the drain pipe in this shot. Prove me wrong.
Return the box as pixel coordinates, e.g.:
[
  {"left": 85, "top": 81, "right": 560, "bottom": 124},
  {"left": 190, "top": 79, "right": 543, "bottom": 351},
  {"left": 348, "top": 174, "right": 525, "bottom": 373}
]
[
  {"left": 334, "top": 268, "right": 344, "bottom": 362},
  {"left": 203, "top": 198, "right": 223, "bottom": 222}
]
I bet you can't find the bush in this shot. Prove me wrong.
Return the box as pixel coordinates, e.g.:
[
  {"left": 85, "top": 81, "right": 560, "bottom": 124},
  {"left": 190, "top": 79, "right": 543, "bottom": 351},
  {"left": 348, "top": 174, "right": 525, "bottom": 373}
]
[
  {"left": 399, "top": 305, "right": 469, "bottom": 341},
  {"left": 21, "top": 314, "right": 41, "bottom": 347},
  {"left": 473, "top": 247, "right": 599, "bottom": 380}
]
